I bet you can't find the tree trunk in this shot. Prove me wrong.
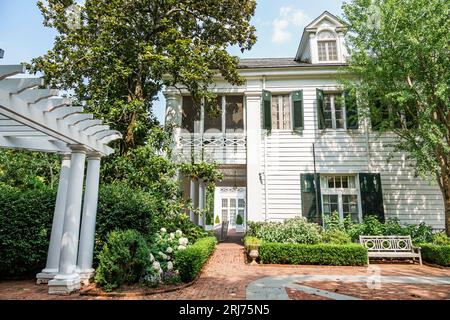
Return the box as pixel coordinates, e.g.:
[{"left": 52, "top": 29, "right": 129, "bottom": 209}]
[{"left": 437, "top": 150, "right": 450, "bottom": 236}]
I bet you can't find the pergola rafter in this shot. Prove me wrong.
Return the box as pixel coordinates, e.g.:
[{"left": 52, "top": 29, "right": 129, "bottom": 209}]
[{"left": 0, "top": 64, "right": 122, "bottom": 294}]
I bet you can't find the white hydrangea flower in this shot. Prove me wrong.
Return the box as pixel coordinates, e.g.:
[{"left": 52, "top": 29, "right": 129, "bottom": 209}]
[
  {"left": 152, "top": 261, "right": 161, "bottom": 271},
  {"left": 166, "top": 247, "right": 173, "bottom": 254},
  {"left": 178, "top": 245, "right": 186, "bottom": 250},
  {"left": 149, "top": 253, "right": 155, "bottom": 262},
  {"left": 169, "top": 233, "right": 175, "bottom": 240},
  {"left": 167, "top": 261, "right": 173, "bottom": 270},
  {"left": 178, "top": 237, "right": 189, "bottom": 246},
  {"left": 175, "top": 230, "right": 183, "bottom": 236},
  {"left": 160, "top": 227, "right": 167, "bottom": 233}
]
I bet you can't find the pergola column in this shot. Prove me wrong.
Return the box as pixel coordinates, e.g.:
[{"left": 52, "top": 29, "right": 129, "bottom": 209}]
[
  {"left": 48, "top": 146, "right": 86, "bottom": 294},
  {"left": 198, "top": 180, "right": 205, "bottom": 227},
  {"left": 36, "top": 153, "right": 71, "bottom": 284},
  {"left": 189, "top": 178, "right": 198, "bottom": 223},
  {"left": 77, "top": 153, "right": 101, "bottom": 285}
]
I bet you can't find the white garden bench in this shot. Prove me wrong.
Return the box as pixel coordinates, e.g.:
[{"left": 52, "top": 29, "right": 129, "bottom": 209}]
[{"left": 359, "top": 235, "right": 422, "bottom": 265}]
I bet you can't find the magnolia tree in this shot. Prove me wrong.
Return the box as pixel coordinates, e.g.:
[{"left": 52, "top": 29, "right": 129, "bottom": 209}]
[{"left": 341, "top": 0, "right": 450, "bottom": 235}]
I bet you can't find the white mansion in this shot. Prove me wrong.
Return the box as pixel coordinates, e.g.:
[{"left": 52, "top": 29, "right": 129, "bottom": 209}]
[{"left": 164, "top": 11, "right": 445, "bottom": 231}]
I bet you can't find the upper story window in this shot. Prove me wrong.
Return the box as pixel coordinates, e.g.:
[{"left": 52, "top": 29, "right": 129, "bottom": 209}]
[
  {"left": 317, "top": 31, "right": 338, "bottom": 62},
  {"left": 323, "top": 93, "right": 345, "bottom": 129},
  {"left": 182, "top": 95, "right": 244, "bottom": 134},
  {"left": 271, "top": 95, "right": 291, "bottom": 130}
]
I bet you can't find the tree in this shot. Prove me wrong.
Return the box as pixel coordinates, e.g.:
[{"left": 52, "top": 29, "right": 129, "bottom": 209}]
[
  {"left": 29, "top": 0, "right": 257, "bottom": 154},
  {"left": 341, "top": 0, "right": 450, "bottom": 234}
]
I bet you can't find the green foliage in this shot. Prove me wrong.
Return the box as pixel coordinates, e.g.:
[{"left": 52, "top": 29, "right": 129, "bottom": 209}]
[
  {"left": 259, "top": 242, "right": 368, "bottom": 266},
  {"left": 215, "top": 215, "right": 220, "bottom": 224},
  {"left": 153, "top": 213, "right": 210, "bottom": 244},
  {"left": 246, "top": 221, "right": 266, "bottom": 237},
  {"left": 321, "top": 229, "right": 352, "bottom": 245},
  {"left": 174, "top": 237, "right": 217, "bottom": 282},
  {"left": 248, "top": 218, "right": 321, "bottom": 244},
  {"left": 30, "top": 0, "right": 257, "bottom": 153},
  {"left": 94, "top": 229, "right": 151, "bottom": 292},
  {"left": 341, "top": 0, "right": 450, "bottom": 235},
  {"left": 420, "top": 244, "right": 450, "bottom": 266},
  {"left": 94, "top": 183, "right": 156, "bottom": 264},
  {"left": 179, "top": 162, "right": 224, "bottom": 184},
  {"left": 205, "top": 213, "right": 213, "bottom": 226},
  {"left": 0, "top": 185, "right": 56, "bottom": 279},
  {"left": 431, "top": 233, "right": 450, "bottom": 246},
  {"left": 0, "top": 150, "right": 60, "bottom": 189},
  {"left": 243, "top": 236, "right": 261, "bottom": 250},
  {"left": 236, "top": 214, "right": 243, "bottom": 225}
]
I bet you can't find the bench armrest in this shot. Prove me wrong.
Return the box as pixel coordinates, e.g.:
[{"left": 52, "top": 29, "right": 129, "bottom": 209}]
[{"left": 412, "top": 246, "right": 421, "bottom": 253}]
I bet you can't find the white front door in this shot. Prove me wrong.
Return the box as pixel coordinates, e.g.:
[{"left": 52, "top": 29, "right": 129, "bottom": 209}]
[{"left": 216, "top": 187, "right": 246, "bottom": 229}]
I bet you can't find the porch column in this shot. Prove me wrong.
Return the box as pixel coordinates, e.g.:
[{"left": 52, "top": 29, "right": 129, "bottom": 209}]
[
  {"left": 198, "top": 180, "right": 205, "bottom": 227},
  {"left": 36, "top": 154, "right": 71, "bottom": 284},
  {"left": 48, "top": 146, "right": 86, "bottom": 294},
  {"left": 77, "top": 153, "right": 101, "bottom": 285},
  {"left": 245, "top": 92, "right": 263, "bottom": 222},
  {"left": 189, "top": 178, "right": 197, "bottom": 223}
]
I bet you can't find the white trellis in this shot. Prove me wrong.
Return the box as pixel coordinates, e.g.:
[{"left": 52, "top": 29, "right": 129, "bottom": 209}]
[{"left": 0, "top": 64, "right": 122, "bottom": 294}]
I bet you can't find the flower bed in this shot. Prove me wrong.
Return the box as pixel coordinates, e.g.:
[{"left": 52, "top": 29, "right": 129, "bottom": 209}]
[
  {"left": 174, "top": 237, "right": 217, "bottom": 282},
  {"left": 259, "top": 242, "right": 368, "bottom": 266}
]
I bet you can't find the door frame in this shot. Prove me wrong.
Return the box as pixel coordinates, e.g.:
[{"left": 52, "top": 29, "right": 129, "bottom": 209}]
[{"left": 214, "top": 187, "right": 246, "bottom": 230}]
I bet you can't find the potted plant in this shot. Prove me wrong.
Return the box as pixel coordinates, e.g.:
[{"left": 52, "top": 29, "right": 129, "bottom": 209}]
[
  {"left": 244, "top": 237, "right": 261, "bottom": 265},
  {"left": 235, "top": 214, "right": 245, "bottom": 232}
]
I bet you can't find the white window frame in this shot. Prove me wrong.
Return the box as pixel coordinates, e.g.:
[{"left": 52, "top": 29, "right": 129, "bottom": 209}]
[
  {"left": 320, "top": 174, "right": 362, "bottom": 222},
  {"left": 324, "top": 92, "right": 347, "bottom": 130},
  {"left": 317, "top": 40, "right": 338, "bottom": 62}
]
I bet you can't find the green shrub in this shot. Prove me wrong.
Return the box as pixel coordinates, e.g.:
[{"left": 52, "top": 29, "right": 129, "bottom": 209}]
[
  {"left": 174, "top": 237, "right": 217, "bottom": 282},
  {"left": 244, "top": 236, "right": 261, "bottom": 249},
  {"left": 431, "top": 232, "right": 450, "bottom": 246},
  {"left": 321, "top": 229, "right": 352, "bottom": 244},
  {"left": 95, "top": 230, "right": 151, "bottom": 291},
  {"left": 247, "top": 221, "right": 266, "bottom": 237},
  {"left": 205, "top": 213, "right": 212, "bottom": 225},
  {"left": 94, "top": 183, "right": 157, "bottom": 265},
  {"left": 0, "top": 185, "right": 56, "bottom": 279},
  {"left": 251, "top": 217, "right": 321, "bottom": 244},
  {"left": 154, "top": 213, "right": 211, "bottom": 244},
  {"left": 420, "top": 244, "right": 450, "bottom": 266},
  {"left": 236, "top": 214, "right": 243, "bottom": 225},
  {"left": 215, "top": 215, "right": 220, "bottom": 224},
  {"left": 259, "top": 242, "right": 368, "bottom": 266}
]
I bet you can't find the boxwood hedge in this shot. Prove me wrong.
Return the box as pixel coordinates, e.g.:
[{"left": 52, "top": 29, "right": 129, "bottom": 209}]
[
  {"left": 259, "top": 242, "right": 368, "bottom": 266},
  {"left": 174, "top": 237, "right": 217, "bottom": 282},
  {"left": 421, "top": 244, "right": 450, "bottom": 266}
]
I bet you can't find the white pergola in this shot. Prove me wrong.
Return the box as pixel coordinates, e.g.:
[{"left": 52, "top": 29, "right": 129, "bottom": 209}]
[{"left": 0, "top": 64, "right": 121, "bottom": 294}]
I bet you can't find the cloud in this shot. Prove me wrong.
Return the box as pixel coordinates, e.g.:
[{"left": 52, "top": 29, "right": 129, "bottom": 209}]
[{"left": 271, "top": 6, "right": 310, "bottom": 44}]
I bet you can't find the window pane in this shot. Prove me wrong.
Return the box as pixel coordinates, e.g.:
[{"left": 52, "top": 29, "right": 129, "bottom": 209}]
[
  {"left": 230, "top": 198, "right": 236, "bottom": 207},
  {"left": 271, "top": 95, "right": 280, "bottom": 129},
  {"left": 348, "top": 176, "right": 356, "bottom": 188},
  {"left": 281, "top": 95, "right": 291, "bottom": 129},
  {"left": 335, "top": 176, "right": 342, "bottom": 188},
  {"left": 342, "top": 176, "right": 348, "bottom": 188},
  {"left": 343, "top": 195, "right": 358, "bottom": 222},
  {"left": 222, "top": 209, "right": 228, "bottom": 222},
  {"left": 238, "top": 199, "right": 245, "bottom": 208},
  {"left": 204, "top": 96, "right": 222, "bottom": 133},
  {"left": 318, "top": 42, "right": 327, "bottom": 61},
  {"left": 181, "top": 96, "right": 200, "bottom": 133},
  {"left": 225, "top": 96, "right": 244, "bottom": 133},
  {"left": 327, "top": 41, "right": 338, "bottom": 60},
  {"left": 323, "top": 195, "right": 338, "bottom": 214},
  {"left": 335, "top": 95, "right": 345, "bottom": 129},
  {"left": 222, "top": 198, "right": 228, "bottom": 207},
  {"left": 328, "top": 176, "right": 334, "bottom": 188},
  {"left": 324, "top": 94, "right": 333, "bottom": 128}
]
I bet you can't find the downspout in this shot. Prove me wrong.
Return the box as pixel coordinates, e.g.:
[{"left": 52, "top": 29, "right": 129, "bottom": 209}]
[{"left": 262, "top": 75, "right": 268, "bottom": 222}]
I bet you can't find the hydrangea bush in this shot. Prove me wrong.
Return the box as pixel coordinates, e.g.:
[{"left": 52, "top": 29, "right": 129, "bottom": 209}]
[{"left": 141, "top": 228, "right": 189, "bottom": 287}]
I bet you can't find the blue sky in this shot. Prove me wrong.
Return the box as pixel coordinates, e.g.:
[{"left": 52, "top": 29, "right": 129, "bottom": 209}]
[{"left": 0, "top": 0, "right": 345, "bottom": 122}]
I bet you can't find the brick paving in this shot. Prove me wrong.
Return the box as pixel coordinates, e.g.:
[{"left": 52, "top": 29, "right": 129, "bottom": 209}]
[{"left": 0, "top": 234, "right": 449, "bottom": 300}]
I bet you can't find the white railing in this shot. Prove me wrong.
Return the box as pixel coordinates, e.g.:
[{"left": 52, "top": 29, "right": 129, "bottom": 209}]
[{"left": 177, "top": 133, "right": 247, "bottom": 164}]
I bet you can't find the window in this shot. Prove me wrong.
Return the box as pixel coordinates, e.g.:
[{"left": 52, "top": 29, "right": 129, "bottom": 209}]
[
  {"left": 182, "top": 95, "right": 244, "bottom": 134},
  {"left": 323, "top": 93, "right": 346, "bottom": 129},
  {"left": 271, "top": 95, "right": 291, "bottom": 130},
  {"left": 321, "top": 175, "right": 361, "bottom": 222}
]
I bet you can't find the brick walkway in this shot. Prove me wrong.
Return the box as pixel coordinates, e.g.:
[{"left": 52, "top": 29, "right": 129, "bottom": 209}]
[{"left": 1, "top": 235, "right": 449, "bottom": 300}]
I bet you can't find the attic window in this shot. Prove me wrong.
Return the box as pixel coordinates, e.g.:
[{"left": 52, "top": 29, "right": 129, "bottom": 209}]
[{"left": 317, "top": 31, "right": 338, "bottom": 61}]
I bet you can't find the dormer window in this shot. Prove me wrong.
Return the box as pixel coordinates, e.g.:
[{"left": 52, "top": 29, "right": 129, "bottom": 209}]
[{"left": 317, "top": 31, "right": 338, "bottom": 62}]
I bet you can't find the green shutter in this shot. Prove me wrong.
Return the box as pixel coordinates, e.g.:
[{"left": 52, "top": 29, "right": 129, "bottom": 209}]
[
  {"left": 359, "top": 173, "right": 385, "bottom": 222},
  {"left": 301, "top": 173, "right": 322, "bottom": 224},
  {"left": 292, "top": 90, "right": 304, "bottom": 130},
  {"left": 316, "top": 89, "right": 325, "bottom": 129},
  {"left": 262, "top": 90, "right": 272, "bottom": 130},
  {"left": 345, "top": 90, "right": 358, "bottom": 129}
]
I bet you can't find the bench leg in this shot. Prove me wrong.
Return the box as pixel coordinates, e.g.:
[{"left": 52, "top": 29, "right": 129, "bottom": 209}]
[{"left": 419, "top": 256, "right": 422, "bottom": 266}]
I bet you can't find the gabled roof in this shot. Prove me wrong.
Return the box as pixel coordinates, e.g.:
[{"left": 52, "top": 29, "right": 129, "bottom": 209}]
[
  {"left": 237, "top": 57, "right": 344, "bottom": 69},
  {"left": 295, "top": 11, "right": 345, "bottom": 62}
]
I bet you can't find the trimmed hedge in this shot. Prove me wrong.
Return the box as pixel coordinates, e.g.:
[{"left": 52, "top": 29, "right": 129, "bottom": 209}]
[
  {"left": 174, "top": 237, "right": 217, "bottom": 282},
  {"left": 259, "top": 242, "right": 368, "bottom": 266},
  {"left": 421, "top": 244, "right": 450, "bottom": 266},
  {"left": 0, "top": 185, "right": 56, "bottom": 279}
]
